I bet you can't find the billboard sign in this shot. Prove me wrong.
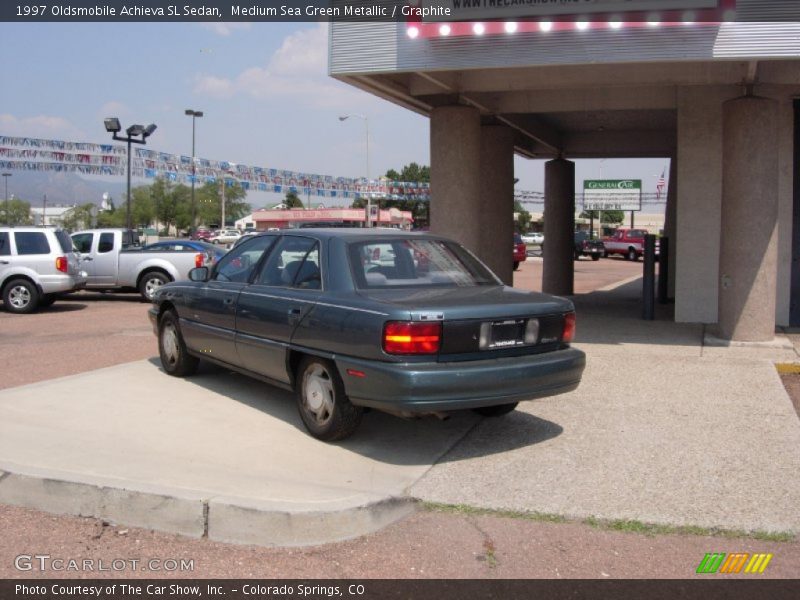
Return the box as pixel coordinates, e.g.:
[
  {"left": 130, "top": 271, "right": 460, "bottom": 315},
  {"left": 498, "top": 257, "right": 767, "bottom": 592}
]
[{"left": 583, "top": 179, "right": 642, "bottom": 211}]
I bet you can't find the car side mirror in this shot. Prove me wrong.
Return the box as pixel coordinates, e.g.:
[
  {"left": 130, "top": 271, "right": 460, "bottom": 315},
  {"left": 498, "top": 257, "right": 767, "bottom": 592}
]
[{"left": 189, "top": 266, "right": 210, "bottom": 282}]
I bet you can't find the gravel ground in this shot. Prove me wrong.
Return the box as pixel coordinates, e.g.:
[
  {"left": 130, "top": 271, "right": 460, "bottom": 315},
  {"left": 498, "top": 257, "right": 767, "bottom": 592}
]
[{"left": 2, "top": 261, "right": 798, "bottom": 580}]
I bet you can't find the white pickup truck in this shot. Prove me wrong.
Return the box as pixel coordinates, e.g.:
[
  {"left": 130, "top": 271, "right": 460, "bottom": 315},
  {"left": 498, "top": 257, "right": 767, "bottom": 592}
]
[{"left": 71, "top": 229, "right": 212, "bottom": 300}]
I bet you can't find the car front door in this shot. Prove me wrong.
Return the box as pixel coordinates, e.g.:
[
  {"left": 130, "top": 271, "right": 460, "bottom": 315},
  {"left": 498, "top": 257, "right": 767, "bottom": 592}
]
[
  {"left": 235, "top": 235, "right": 322, "bottom": 384},
  {"left": 181, "top": 234, "right": 277, "bottom": 366},
  {"left": 0, "top": 232, "right": 11, "bottom": 283}
]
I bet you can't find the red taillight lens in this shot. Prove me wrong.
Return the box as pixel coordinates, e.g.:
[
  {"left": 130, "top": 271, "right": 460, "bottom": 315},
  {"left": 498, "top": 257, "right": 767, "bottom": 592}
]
[
  {"left": 55, "top": 256, "right": 68, "bottom": 273},
  {"left": 195, "top": 253, "right": 204, "bottom": 268},
  {"left": 383, "top": 321, "right": 441, "bottom": 355},
  {"left": 562, "top": 312, "right": 576, "bottom": 344}
]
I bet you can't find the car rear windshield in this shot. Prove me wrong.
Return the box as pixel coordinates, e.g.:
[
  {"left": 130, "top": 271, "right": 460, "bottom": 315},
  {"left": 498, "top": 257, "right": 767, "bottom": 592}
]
[
  {"left": 349, "top": 238, "right": 498, "bottom": 289},
  {"left": 54, "top": 230, "right": 73, "bottom": 253}
]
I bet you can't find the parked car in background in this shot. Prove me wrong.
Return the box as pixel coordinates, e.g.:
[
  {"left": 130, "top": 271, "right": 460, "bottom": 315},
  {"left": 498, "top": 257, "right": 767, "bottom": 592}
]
[
  {"left": 522, "top": 232, "right": 544, "bottom": 245},
  {"left": 71, "top": 229, "right": 212, "bottom": 300},
  {"left": 574, "top": 231, "right": 604, "bottom": 261},
  {"left": 191, "top": 228, "right": 213, "bottom": 242},
  {"left": 232, "top": 231, "right": 260, "bottom": 249},
  {"left": 0, "top": 227, "right": 86, "bottom": 313},
  {"left": 141, "top": 240, "right": 227, "bottom": 265},
  {"left": 149, "top": 229, "right": 585, "bottom": 441},
  {"left": 513, "top": 233, "right": 527, "bottom": 271},
  {"left": 209, "top": 229, "right": 241, "bottom": 245},
  {"left": 602, "top": 228, "right": 650, "bottom": 261}
]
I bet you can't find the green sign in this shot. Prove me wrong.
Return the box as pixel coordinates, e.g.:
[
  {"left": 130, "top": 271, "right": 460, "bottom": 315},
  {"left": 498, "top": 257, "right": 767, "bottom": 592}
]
[{"left": 583, "top": 179, "right": 642, "bottom": 211}]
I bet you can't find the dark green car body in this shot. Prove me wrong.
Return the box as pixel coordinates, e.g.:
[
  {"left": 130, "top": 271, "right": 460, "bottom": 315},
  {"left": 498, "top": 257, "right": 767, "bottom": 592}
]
[{"left": 149, "top": 229, "right": 585, "bottom": 414}]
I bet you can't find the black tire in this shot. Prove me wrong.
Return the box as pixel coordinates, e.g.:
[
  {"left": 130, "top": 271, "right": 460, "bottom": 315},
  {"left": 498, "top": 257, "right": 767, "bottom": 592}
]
[
  {"left": 627, "top": 248, "right": 638, "bottom": 262},
  {"left": 158, "top": 310, "right": 199, "bottom": 377},
  {"left": 473, "top": 402, "right": 519, "bottom": 417},
  {"left": 591, "top": 255, "right": 600, "bottom": 262},
  {"left": 296, "top": 356, "right": 362, "bottom": 441},
  {"left": 2, "top": 279, "right": 39, "bottom": 314},
  {"left": 39, "top": 294, "right": 57, "bottom": 307},
  {"left": 139, "top": 271, "right": 170, "bottom": 301},
  {"left": 513, "top": 261, "right": 520, "bottom": 271}
]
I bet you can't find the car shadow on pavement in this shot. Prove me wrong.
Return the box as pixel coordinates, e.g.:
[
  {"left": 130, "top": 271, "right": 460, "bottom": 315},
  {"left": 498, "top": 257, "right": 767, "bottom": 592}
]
[
  {"left": 37, "top": 302, "right": 87, "bottom": 313},
  {"left": 146, "top": 357, "right": 563, "bottom": 466},
  {"left": 61, "top": 291, "right": 143, "bottom": 303}
]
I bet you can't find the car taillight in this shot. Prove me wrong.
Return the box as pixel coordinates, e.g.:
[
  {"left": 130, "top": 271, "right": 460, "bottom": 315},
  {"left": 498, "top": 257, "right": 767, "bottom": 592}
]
[
  {"left": 55, "top": 256, "right": 68, "bottom": 273},
  {"left": 195, "top": 253, "right": 205, "bottom": 268},
  {"left": 383, "top": 321, "right": 441, "bottom": 355},
  {"left": 562, "top": 312, "right": 576, "bottom": 344}
]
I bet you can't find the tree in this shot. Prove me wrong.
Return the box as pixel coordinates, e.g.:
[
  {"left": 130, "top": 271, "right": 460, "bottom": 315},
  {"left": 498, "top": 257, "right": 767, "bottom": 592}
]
[
  {"left": 0, "top": 198, "right": 33, "bottom": 226},
  {"left": 61, "top": 203, "right": 96, "bottom": 231},
  {"left": 514, "top": 200, "right": 532, "bottom": 234},
  {"left": 195, "top": 180, "right": 249, "bottom": 228},
  {"left": 580, "top": 209, "right": 624, "bottom": 226},
  {"left": 284, "top": 190, "right": 304, "bottom": 209}
]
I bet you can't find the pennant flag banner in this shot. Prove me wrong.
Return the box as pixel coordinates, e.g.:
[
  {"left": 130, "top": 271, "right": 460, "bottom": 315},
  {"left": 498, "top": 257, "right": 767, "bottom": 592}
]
[{"left": 0, "top": 134, "right": 432, "bottom": 201}]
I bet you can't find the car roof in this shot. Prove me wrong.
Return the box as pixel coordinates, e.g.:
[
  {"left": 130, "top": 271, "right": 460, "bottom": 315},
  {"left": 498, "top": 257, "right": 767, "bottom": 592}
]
[{"left": 267, "top": 228, "right": 431, "bottom": 241}]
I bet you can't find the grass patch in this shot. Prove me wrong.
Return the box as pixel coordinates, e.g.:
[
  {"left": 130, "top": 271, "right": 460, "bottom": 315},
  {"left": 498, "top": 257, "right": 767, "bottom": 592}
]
[
  {"left": 776, "top": 363, "right": 800, "bottom": 375},
  {"left": 422, "top": 502, "right": 795, "bottom": 542}
]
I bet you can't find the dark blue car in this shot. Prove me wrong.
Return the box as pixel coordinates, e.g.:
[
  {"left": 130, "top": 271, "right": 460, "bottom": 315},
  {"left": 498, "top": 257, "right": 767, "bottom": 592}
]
[
  {"left": 149, "top": 229, "right": 585, "bottom": 441},
  {"left": 141, "top": 240, "right": 227, "bottom": 265}
]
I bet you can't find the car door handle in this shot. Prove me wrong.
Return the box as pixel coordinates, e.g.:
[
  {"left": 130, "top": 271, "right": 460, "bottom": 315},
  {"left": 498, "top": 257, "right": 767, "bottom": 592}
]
[
  {"left": 223, "top": 297, "right": 235, "bottom": 306},
  {"left": 288, "top": 307, "right": 302, "bottom": 324}
]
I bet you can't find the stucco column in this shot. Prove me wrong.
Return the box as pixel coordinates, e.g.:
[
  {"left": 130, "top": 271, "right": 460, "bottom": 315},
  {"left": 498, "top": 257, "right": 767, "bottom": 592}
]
[
  {"left": 430, "top": 106, "right": 481, "bottom": 255},
  {"left": 718, "top": 95, "right": 779, "bottom": 341},
  {"left": 665, "top": 156, "right": 678, "bottom": 299},
  {"left": 543, "top": 158, "right": 575, "bottom": 296},
  {"left": 479, "top": 125, "right": 515, "bottom": 284}
]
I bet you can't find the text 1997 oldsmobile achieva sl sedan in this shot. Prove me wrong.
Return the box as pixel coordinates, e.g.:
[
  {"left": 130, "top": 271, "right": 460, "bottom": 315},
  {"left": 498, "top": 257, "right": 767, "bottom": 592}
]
[{"left": 148, "top": 229, "right": 585, "bottom": 441}]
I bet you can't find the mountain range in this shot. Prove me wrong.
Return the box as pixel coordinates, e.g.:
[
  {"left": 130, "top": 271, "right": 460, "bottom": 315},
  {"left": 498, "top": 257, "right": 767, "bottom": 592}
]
[{"left": 1, "top": 171, "right": 127, "bottom": 208}]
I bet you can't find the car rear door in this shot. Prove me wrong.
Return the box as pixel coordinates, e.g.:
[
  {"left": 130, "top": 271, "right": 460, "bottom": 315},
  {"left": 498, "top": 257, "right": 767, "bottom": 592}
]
[{"left": 235, "top": 235, "right": 321, "bottom": 384}]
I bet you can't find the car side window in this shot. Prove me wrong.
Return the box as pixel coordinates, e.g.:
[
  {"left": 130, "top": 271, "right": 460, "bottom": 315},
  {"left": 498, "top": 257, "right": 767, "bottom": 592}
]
[
  {"left": 14, "top": 232, "right": 50, "bottom": 255},
  {"left": 0, "top": 232, "right": 9, "bottom": 256},
  {"left": 213, "top": 235, "right": 277, "bottom": 283},
  {"left": 256, "top": 236, "right": 320, "bottom": 289},
  {"left": 72, "top": 233, "right": 93, "bottom": 253},
  {"left": 98, "top": 233, "right": 114, "bottom": 253}
]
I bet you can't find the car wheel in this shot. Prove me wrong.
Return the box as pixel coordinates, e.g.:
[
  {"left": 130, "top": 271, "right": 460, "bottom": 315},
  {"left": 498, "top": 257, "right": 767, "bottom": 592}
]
[
  {"left": 158, "top": 310, "right": 199, "bottom": 377},
  {"left": 627, "top": 248, "right": 638, "bottom": 261},
  {"left": 473, "top": 402, "right": 519, "bottom": 417},
  {"left": 296, "top": 356, "right": 362, "bottom": 441},
  {"left": 39, "top": 294, "right": 57, "bottom": 307},
  {"left": 513, "top": 261, "right": 520, "bottom": 271},
  {"left": 591, "top": 255, "right": 600, "bottom": 262},
  {"left": 2, "top": 279, "right": 39, "bottom": 314},
  {"left": 139, "top": 271, "right": 170, "bottom": 301}
]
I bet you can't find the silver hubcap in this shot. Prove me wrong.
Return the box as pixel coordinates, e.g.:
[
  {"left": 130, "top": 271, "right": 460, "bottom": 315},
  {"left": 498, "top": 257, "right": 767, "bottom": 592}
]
[
  {"left": 145, "top": 277, "right": 164, "bottom": 299},
  {"left": 303, "top": 365, "right": 334, "bottom": 425},
  {"left": 161, "top": 322, "right": 180, "bottom": 365},
  {"left": 8, "top": 285, "right": 31, "bottom": 309}
]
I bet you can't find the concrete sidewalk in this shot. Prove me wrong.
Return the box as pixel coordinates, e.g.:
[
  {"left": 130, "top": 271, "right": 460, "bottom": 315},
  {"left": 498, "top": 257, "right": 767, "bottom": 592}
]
[{"left": 1, "top": 278, "right": 799, "bottom": 545}]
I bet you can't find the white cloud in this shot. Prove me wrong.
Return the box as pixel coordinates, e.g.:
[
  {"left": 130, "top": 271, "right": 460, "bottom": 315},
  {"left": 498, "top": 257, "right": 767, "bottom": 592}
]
[
  {"left": 0, "top": 114, "right": 85, "bottom": 140},
  {"left": 199, "top": 22, "right": 251, "bottom": 37},
  {"left": 98, "top": 101, "right": 129, "bottom": 119},
  {"left": 192, "top": 23, "right": 372, "bottom": 110}
]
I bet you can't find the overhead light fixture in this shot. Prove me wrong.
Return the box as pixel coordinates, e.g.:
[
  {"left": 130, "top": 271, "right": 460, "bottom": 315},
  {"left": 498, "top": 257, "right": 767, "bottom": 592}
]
[
  {"left": 104, "top": 118, "right": 121, "bottom": 133},
  {"left": 439, "top": 24, "right": 450, "bottom": 36},
  {"left": 505, "top": 22, "right": 518, "bottom": 34},
  {"left": 473, "top": 23, "right": 485, "bottom": 35},
  {"left": 126, "top": 124, "right": 145, "bottom": 136},
  {"left": 609, "top": 21, "right": 623, "bottom": 30},
  {"left": 575, "top": 21, "right": 590, "bottom": 31},
  {"left": 143, "top": 124, "right": 157, "bottom": 137},
  {"left": 539, "top": 21, "right": 553, "bottom": 32},
  {"left": 407, "top": 26, "right": 419, "bottom": 39}
]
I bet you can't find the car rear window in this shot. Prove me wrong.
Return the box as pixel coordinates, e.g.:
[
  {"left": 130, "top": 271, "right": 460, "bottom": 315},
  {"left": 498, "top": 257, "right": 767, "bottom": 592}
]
[
  {"left": 349, "top": 238, "right": 497, "bottom": 289},
  {"left": 55, "top": 230, "right": 73, "bottom": 253},
  {"left": 14, "top": 232, "right": 50, "bottom": 255}
]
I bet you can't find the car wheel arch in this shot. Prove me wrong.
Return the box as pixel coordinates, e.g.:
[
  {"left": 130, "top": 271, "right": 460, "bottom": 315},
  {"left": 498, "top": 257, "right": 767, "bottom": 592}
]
[{"left": 2, "top": 274, "right": 40, "bottom": 297}]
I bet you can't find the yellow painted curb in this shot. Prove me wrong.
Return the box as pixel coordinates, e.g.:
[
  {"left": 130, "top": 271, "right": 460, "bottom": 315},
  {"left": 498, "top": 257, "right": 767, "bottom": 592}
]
[{"left": 775, "top": 363, "right": 800, "bottom": 375}]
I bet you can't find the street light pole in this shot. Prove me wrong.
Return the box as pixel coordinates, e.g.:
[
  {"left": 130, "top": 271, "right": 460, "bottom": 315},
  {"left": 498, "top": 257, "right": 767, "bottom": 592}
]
[
  {"left": 185, "top": 109, "right": 204, "bottom": 235},
  {"left": 339, "top": 114, "right": 371, "bottom": 227},
  {"left": 2, "top": 173, "right": 10, "bottom": 226},
  {"left": 103, "top": 118, "right": 156, "bottom": 231}
]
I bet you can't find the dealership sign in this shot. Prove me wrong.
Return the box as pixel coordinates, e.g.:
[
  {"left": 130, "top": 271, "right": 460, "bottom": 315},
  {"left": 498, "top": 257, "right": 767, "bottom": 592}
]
[
  {"left": 433, "top": 0, "right": 722, "bottom": 21},
  {"left": 583, "top": 180, "right": 642, "bottom": 211}
]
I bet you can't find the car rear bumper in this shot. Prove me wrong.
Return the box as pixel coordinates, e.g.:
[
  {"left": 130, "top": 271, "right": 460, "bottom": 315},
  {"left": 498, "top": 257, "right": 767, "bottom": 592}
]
[
  {"left": 336, "top": 347, "right": 585, "bottom": 412},
  {"left": 39, "top": 273, "right": 87, "bottom": 294}
]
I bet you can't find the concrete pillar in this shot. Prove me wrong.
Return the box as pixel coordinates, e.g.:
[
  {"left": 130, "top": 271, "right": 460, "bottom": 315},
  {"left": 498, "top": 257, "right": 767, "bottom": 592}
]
[
  {"left": 479, "top": 125, "right": 515, "bottom": 285},
  {"left": 430, "top": 106, "right": 481, "bottom": 255},
  {"left": 665, "top": 156, "right": 678, "bottom": 299},
  {"left": 542, "top": 158, "right": 575, "bottom": 296},
  {"left": 718, "top": 95, "right": 779, "bottom": 341}
]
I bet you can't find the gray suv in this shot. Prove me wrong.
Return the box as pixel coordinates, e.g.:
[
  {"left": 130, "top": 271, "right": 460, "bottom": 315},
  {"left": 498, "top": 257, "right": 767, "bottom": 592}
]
[{"left": 0, "top": 227, "right": 87, "bottom": 313}]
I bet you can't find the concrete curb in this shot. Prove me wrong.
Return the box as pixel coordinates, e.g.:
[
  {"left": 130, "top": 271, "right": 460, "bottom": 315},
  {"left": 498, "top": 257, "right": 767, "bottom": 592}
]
[{"left": 0, "top": 466, "right": 417, "bottom": 547}]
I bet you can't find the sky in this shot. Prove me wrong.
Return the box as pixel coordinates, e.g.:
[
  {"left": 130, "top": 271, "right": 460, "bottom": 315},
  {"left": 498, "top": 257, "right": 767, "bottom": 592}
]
[{"left": 0, "top": 21, "right": 669, "bottom": 210}]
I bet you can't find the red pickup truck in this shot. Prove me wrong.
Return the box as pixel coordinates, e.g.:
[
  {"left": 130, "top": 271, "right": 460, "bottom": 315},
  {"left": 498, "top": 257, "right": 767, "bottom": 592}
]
[{"left": 602, "top": 228, "right": 650, "bottom": 261}]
